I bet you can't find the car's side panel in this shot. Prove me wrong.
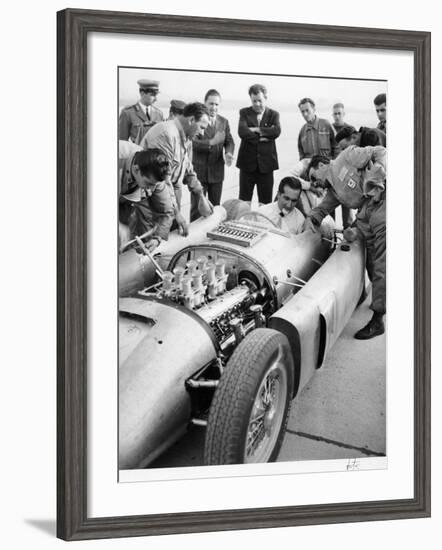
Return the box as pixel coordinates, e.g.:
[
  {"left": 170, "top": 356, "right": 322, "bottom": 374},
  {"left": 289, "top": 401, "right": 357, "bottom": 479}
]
[
  {"left": 269, "top": 239, "right": 365, "bottom": 395},
  {"left": 119, "top": 297, "right": 217, "bottom": 469}
]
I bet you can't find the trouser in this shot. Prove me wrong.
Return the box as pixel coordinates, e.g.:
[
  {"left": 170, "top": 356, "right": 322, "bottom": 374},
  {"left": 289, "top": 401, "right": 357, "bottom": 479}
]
[
  {"left": 355, "top": 195, "right": 386, "bottom": 315},
  {"left": 239, "top": 170, "right": 274, "bottom": 204},
  {"left": 341, "top": 206, "right": 354, "bottom": 229},
  {"left": 190, "top": 181, "right": 223, "bottom": 222}
]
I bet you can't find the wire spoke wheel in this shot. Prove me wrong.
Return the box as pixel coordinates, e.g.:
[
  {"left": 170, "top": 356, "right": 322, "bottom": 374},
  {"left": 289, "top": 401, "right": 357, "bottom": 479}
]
[
  {"left": 204, "top": 329, "right": 294, "bottom": 465},
  {"left": 244, "top": 356, "right": 288, "bottom": 463}
]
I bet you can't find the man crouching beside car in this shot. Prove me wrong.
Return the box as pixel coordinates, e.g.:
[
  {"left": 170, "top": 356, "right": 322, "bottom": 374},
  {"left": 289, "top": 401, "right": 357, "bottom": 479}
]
[{"left": 119, "top": 140, "right": 175, "bottom": 252}]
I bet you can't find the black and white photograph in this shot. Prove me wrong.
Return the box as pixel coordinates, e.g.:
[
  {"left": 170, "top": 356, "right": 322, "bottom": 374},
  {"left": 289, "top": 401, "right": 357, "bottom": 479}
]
[{"left": 118, "top": 66, "right": 387, "bottom": 473}]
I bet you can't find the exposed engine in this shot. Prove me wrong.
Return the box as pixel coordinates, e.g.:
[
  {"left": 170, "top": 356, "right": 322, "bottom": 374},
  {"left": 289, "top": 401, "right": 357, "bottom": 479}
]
[
  {"left": 148, "top": 256, "right": 231, "bottom": 309},
  {"left": 133, "top": 219, "right": 332, "bottom": 350},
  {"left": 138, "top": 255, "right": 269, "bottom": 347}
]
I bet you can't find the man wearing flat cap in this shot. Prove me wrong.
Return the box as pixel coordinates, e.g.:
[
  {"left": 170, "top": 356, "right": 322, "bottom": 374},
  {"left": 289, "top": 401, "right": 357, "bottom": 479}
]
[{"left": 119, "top": 79, "right": 165, "bottom": 144}]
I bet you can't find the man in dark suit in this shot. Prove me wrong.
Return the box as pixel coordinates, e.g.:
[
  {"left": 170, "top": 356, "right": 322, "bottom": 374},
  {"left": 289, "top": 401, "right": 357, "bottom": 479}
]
[
  {"left": 119, "top": 79, "right": 165, "bottom": 144},
  {"left": 191, "top": 89, "right": 235, "bottom": 221},
  {"left": 236, "top": 84, "right": 281, "bottom": 205}
]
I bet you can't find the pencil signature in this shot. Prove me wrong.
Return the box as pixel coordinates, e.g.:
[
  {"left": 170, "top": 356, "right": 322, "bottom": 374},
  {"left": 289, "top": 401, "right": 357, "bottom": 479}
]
[{"left": 346, "top": 458, "right": 361, "bottom": 471}]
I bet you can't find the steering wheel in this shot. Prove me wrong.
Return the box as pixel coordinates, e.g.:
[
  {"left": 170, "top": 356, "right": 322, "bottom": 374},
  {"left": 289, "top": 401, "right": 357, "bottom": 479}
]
[{"left": 238, "top": 211, "right": 279, "bottom": 229}]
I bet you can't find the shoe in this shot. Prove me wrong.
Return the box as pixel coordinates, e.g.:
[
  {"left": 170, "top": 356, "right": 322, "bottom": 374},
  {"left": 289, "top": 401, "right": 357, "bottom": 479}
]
[{"left": 354, "top": 317, "right": 385, "bottom": 340}]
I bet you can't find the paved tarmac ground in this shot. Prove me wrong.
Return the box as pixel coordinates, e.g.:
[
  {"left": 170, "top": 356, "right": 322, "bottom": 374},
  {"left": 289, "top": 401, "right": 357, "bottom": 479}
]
[{"left": 150, "top": 292, "right": 386, "bottom": 469}]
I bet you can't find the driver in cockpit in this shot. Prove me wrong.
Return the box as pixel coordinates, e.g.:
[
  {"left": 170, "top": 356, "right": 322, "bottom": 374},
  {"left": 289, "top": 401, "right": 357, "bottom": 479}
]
[{"left": 257, "top": 177, "right": 305, "bottom": 235}]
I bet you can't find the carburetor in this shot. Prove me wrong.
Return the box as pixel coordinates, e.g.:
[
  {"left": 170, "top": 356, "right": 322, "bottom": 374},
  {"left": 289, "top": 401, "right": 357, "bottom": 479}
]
[{"left": 151, "top": 256, "right": 229, "bottom": 310}]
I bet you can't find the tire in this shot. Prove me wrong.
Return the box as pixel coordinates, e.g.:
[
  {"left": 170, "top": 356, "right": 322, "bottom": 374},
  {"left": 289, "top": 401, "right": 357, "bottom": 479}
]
[{"left": 204, "top": 328, "right": 294, "bottom": 465}]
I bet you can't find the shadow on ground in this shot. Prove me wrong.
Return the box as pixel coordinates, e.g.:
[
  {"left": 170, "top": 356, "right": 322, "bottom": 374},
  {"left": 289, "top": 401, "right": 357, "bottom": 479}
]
[{"left": 24, "top": 519, "right": 56, "bottom": 537}]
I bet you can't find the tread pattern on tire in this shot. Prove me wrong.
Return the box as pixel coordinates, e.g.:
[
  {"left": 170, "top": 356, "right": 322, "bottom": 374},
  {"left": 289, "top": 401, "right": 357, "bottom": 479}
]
[{"left": 204, "top": 328, "right": 294, "bottom": 465}]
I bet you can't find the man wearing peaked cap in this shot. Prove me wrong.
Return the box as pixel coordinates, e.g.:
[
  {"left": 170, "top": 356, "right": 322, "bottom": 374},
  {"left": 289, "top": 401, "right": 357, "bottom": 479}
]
[
  {"left": 119, "top": 79, "right": 165, "bottom": 144},
  {"left": 168, "top": 99, "right": 186, "bottom": 119},
  {"left": 138, "top": 78, "right": 159, "bottom": 90}
]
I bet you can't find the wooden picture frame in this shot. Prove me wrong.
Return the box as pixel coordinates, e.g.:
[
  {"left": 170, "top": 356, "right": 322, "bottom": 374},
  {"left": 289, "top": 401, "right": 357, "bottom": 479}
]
[{"left": 57, "top": 8, "right": 431, "bottom": 541}]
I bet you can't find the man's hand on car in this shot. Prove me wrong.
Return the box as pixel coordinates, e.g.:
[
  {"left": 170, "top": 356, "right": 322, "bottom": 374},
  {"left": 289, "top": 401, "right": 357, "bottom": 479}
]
[
  {"left": 175, "top": 211, "right": 189, "bottom": 237},
  {"left": 302, "top": 217, "right": 319, "bottom": 233}
]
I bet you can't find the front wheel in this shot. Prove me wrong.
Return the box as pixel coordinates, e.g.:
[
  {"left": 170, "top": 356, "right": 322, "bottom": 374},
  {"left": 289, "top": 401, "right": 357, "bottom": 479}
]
[{"left": 204, "top": 328, "right": 294, "bottom": 465}]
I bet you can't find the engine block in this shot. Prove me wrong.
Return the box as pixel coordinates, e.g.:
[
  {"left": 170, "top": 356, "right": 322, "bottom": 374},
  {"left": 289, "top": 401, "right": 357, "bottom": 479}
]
[
  {"left": 138, "top": 256, "right": 258, "bottom": 345},
  {"left": 139, "top": 256, "right": 227, "bottom": 308}
]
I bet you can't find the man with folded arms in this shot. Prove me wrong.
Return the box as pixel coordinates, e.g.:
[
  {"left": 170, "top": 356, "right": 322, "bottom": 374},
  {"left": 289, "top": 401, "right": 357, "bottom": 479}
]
[{"left": 237, "top": 84, "right": 281, "bottom": 205}]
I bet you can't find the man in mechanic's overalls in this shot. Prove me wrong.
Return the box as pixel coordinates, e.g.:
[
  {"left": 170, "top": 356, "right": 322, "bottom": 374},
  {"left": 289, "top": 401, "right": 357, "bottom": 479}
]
[{"left": 305, "top": 145, "right": 386, "bottom": 340}]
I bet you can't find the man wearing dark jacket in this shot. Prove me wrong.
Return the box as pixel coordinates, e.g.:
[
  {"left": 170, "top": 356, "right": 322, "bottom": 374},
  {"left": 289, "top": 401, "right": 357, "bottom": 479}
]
[
  {"left": 191, "top": 89, "right": 235, "bottom": 220},
  {"left": 236, "top": 84, "right": 281, "bottom": 205}
]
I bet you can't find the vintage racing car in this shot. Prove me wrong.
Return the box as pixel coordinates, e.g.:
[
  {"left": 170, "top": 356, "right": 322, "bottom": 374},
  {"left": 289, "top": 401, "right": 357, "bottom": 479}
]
[{"left": 118, "top": 205, "right": 365, "bottom": 469}]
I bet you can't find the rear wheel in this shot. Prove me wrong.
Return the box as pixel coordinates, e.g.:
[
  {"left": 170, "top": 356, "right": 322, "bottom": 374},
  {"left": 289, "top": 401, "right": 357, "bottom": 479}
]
[{"left": 204, "top": 328, "right": 294, "bottom": 465}]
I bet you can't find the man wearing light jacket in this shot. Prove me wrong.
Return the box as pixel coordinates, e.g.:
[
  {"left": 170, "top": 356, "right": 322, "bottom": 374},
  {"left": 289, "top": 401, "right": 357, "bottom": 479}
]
[
  {"left": 140, "top": 102, "right": 214, "bottom": 234},
  {"left": 305, "top": 145, "right": 387, "bottom": 340}
]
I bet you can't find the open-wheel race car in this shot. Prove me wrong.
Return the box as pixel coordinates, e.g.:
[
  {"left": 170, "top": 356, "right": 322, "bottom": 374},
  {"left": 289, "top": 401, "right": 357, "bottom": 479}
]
[{"left": 118, "top": 205, "right": 366, "bottom": 469}]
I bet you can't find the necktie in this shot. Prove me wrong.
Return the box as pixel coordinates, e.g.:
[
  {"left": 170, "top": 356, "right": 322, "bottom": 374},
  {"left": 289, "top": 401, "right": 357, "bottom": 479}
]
[{"left": 146, "top": 106, "right": 151, "bottom": 120}]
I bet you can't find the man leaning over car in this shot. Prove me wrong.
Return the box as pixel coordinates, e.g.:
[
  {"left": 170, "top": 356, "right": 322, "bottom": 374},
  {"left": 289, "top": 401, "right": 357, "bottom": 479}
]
[
  {"left": 305, "top": 145, "right": 387, "bottom": 340},
  {"left": 118, "top": 140, "right": 174, "bottom": 252}
]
